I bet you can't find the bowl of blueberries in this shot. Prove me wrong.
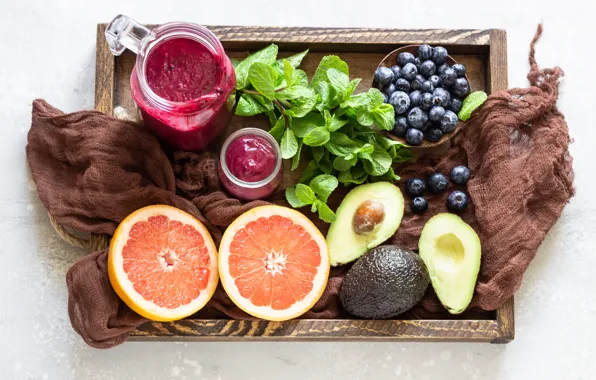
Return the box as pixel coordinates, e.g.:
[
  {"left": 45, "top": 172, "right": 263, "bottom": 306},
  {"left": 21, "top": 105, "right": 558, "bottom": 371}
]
[{"left": 372, "top": 44, "right": 471, "bottom": 148}]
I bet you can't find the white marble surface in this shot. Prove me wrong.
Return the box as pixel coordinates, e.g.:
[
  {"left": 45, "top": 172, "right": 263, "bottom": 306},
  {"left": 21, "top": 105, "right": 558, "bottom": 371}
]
[{"left": 1, "top": 0, "right": 594, "bottom": 378}]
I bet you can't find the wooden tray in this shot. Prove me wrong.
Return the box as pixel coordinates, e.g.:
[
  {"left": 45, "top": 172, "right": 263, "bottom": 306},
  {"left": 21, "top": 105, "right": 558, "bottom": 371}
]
[{"left": 95, "top": 24, "right": 513, "bottom": 343}]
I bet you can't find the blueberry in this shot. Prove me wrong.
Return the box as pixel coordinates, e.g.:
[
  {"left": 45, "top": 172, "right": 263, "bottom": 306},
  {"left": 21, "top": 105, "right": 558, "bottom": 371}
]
[
  {"left": 433, "top": 46, "right": 448, "bottom": 65},
  {"left": 426, "top": 128, "right": 444, "bottom": 142},
  {"left": 428, "top": 173, "right": 449, "bottom": 193},
  {"left": 429, "top": 75, "right": 441, "bottom": 88},
  {"left": 382, "top": 83, "right": 396, "bottom": 96},
  {"left": 418, "top": 44, "right": 434, "bottom": 61},
  {"left": 382, "top": 93, "right": 388, "bottom": 103},
  {"left": 420, "top": 60, "right": 436, "bottom": 77},
  {"left": 411, "top": 197, "right": 429, "bottom": 214},
  {"left": 393, "top": 116, "right": 409, "bottom": 137},
  {"left": 420, "top": 92, "right": 434, "bottom": 110},
  {"left": 409, "top": 90, "right": 422, "bottom": 107},
  {"left": 407, "top": 107, "right": 429, "bottom": 130},
  {"left": 446, "top": 190, "right": 469, "bottom": 213},
  {"left": 414, "top": 57, "right": 421, "bottom": 70},
  {"left": 452, "top": 63, "right": 466, "bottom": 78},
  {"left": 429, "top": 105, "right": 446, "bottom": 122},
  {"left": 420, "top": 81, "right": 434, "bottom": 93},
  {"left": 406, "top": 178, "right": 426, "bottom": 196},
  {"left": 449, "top": 98, "right": 463, "bottom": 113},
  {"left": 450, "top": 165, "right": 470, "bottom": 185},
  {"left": 440, "top": 110, "right": 459, "bottom": 133},
  {"left": 432, "top": 88, "right": 451, "bottom": 108},
  {"left": 452, "top": 77, "right": 470, "bottom": 98},
  {"left": 395, "top": 78, "right": 411, "bottom": 92},
  {"left": 391, "top": 65, "right": 403, "bottom": 79},
  {"left": 374, "top": 67, "right": 394, "bottom": 86},
  {"left": 397, "top": 52, "right": 416, "bottom": 67},
  {"left": 437, "top": 64, "right": 449, "bottom": 76},
  {"left": 401, "top": 63, "right": 418, "bottom": 81},
  {"left": 405, "top": 128, "right": 424, "bottom": 146},
  {"left": 410, "top": 74, "right": 425, "bottom": 90},
  {"left": 389, "top": 91, "right": 411, "bottom": 115},
  {"left": 440, "top": 67, "right": 457, "bottom": 87}
]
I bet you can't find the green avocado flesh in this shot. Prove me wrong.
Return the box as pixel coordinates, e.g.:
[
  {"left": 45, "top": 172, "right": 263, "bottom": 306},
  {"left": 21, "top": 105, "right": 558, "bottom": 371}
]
[
  {"left": 326, "top": 182, "right": 404, "bottom": 266},
  {"left": 418, "top": 213, "right": 481, "bottom": 314},
  {"left": 339, "top": 245, "right": 430, "bottom": 319}
]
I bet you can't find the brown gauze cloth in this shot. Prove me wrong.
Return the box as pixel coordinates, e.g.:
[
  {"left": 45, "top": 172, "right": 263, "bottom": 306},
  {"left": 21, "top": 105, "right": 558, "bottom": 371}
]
[{"left": 26, "top": 25, "right": 573, "bottom": 348}]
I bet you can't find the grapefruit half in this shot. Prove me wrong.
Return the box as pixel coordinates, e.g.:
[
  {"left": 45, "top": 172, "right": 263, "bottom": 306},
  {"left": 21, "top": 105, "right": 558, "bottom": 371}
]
[
  {"left": 218, "top": 205, "right": 330, "bottom": 321},
  {"left": 108, "top": 205, "right": 218, "bottom": 321}
]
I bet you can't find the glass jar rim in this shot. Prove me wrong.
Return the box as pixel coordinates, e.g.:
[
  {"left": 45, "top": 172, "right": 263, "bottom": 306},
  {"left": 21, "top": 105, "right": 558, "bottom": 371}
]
[
  {"left": 220, "top": 128, "right": 283, "bottom": 189},
  {"left": 135, "top": 22, "right": 227, "bottom": 113}
]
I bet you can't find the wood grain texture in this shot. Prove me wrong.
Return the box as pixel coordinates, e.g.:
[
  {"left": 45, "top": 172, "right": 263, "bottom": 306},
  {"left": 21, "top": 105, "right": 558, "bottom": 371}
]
[
  {"left": 94, "top": 24, "right": 514, "bottom": 342},
  {"left": 129, "top": 319, "right": 500, "bottom": 342},
  {"left": 95, "top": 24, "right": 115, "bottom": 114}
]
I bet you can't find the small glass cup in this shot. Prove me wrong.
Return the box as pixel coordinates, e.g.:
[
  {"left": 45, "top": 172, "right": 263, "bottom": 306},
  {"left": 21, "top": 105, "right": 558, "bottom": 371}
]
[{"left": 218, "top": 128, "right": 282, "bottom": 200}]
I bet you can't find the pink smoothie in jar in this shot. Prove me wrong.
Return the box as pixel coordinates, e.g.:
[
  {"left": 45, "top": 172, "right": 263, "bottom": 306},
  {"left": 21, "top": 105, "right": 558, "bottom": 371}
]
[
  {"left": 106, "top": 16, "right": 236, "bottom": 151},
  {"left": 218, "top": 128, "right": 282, "bottom": 200}
]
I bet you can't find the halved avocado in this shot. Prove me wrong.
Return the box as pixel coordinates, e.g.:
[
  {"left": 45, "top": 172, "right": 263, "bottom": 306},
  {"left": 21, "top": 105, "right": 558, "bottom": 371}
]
[
  {"left": 327, "top": 182, "right": 404, "bottom": 266},
  {"left": 418, "top": 213, "right": 481, "bottom": 314}
]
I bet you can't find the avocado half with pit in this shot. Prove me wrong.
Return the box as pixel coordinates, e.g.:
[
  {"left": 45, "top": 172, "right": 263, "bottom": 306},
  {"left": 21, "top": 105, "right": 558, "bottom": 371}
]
[
  {"left": 418, "top": 213, "right": 481, "bottom": 314},
  {"left": 327, "top": 182, "right": 404, "bottom": 266}
]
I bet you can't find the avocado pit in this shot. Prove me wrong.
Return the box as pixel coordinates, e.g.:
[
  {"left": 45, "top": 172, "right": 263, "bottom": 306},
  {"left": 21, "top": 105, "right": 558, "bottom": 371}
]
[{"left": 353, "top": 199, "right": 385, "bottom": 235}]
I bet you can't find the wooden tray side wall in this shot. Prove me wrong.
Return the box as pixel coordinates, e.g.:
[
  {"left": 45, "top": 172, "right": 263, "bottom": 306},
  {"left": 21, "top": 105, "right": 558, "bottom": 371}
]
[{"left": 95, "top": 24, "right": 512, "bottom": 343}]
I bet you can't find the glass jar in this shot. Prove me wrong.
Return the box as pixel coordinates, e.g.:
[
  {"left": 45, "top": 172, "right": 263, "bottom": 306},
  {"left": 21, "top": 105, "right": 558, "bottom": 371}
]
[
  {"left": 105, "top": 15, "right": 236, "bottom": 151},
  {"left": 218, "top": 128, "right": 282, "bottom": 200}
]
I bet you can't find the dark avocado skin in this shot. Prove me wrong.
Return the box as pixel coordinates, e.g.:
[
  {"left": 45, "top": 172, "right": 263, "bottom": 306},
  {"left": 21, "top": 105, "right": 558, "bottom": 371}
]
[{"left": 339, "top": 245, "right": 430, "bottom": 319}]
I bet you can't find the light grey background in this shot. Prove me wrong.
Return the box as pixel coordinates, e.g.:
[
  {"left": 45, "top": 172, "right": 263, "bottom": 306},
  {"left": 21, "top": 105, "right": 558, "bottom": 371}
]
[{"left": 1, "top": 0, "right": 594, "bottom": 379}]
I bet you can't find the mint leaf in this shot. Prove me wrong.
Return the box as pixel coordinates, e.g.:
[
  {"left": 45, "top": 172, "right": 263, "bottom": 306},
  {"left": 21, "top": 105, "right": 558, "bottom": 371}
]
[
  {"left": 300, "top": 159, "right": 321, "bottom": 183},
  {"left": 284, "top": 94, "right": 317, "bottom": 118},
  {"left": 248, "top": 62, "right": 278, "bottom": 100},
  {"left": 393, "top": 147, "right": 413, "bottom": 163},
  {"left": 312, "top": 146, "right": 324, "bottom": 163},
  {"left": 295, "top": 183, "right": 317, "bottom": 204},
  {"left": 361, "top": 148, "right": 392, "bottom": 176},
  {"left": 269, "top": 116, "right": 286, "bottom": 142},
  {"left": 341, "top": 92, "right": 369, "bottom": 109},
  {"left": 303, "top": 127, "right": 330, "bottom": 146},
  {"left": 286, "top": 186, "right": 308, "bottom": 208},
  {"left": 310, "top": 174, "right": 338, "bottom": 202},
  {"left": 356, "top": 143, "right": 375, "bottom": 155},
  {"left": 325, "top": 132, "right": 360, "bottom": 157},
  {"left": 328, "top": 115, "right": 349, "bottom": 132},
  {"left": 323, "top": 110, "right": 332, "bottom": 128},
  {"left": 276, "top": 86, "right": 315, "bottom": 101},
  {"left": 311, "top": 55, "right": 349, "bottom": 88},
  {"left": 281, "top": 129, "right": 299, "bottom": 159},
  {"left": 283, "top": 59, "right": 293, "bottom": 86},
  {"left": 315, "top": 201, "right": 336, "bottom": 223},
  {"left": 327, "top": 68, "right": 350, "bottom": 95},
  {"left": 356, "top": 108, "right": 374, "bottom": 126},
  {"left": 235, "top": 93, "right": 269, "bottom": 116},
  {"left": 235, "top": 44, "right": 278, "bottom": 89},
  {"left": 333, "top": 155, "right": 358, "bottom": 171},
  {"left": 458, "top": 91, "right": 488, "bottom": 121},
  {"left": 292, "top": 113, "right": 324, "bottom": 138},
  {"left": 311, "top": 202, "right": 319, "bottom": 213},
  {"left": 279, "top": 49, "right": 308, "bottom": 69},
  {"left": 371, "top": 103, "right": 395, "bottom": 131},
  {"left": 314, "top": 81, "right": 331, "bottom": 112},
  {"left": 318, "top": 150, "right": 334, "bottom": 174},
  {"left": 371, "top": 167, "right": 400, "bottom": 183},
  {"left": 338, "top": 165, "right": 368, "bottom": 185},
  {"left": 292, "top": 69, "right": 309, "bottom": 87},
  {"left": 345, "top": 78, "right": 361, "bottom": 98},
  {"left": 291, "top": 139, "right": 303, "bottom": 171},
  {"left": 367, "top": 88, "right": 385, "bottom": 107}
]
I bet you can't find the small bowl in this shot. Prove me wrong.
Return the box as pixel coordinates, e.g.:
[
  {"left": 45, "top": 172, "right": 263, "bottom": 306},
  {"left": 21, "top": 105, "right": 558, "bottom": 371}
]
[{"left": 373, "top": 45, "right": 469, "bottom": 150}]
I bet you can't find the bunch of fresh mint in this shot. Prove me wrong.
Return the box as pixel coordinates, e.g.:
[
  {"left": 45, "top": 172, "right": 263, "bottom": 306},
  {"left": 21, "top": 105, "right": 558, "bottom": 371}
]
[{"left": 233, "top": 44, "right": 411, "bottom": 223}]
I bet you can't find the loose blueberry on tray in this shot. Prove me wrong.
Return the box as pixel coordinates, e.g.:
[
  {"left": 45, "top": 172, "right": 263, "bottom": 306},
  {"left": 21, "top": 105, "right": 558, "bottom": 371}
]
[
  {"left": 450, "top": 165, "right": 470, "bottom": 185},
  {"left": 411, "top": 197, "right": 429, "bottom": 214},
  {"left": 446, "top": 190, "right": 469, "bottom": 213},
  {"left": 373, "top": 44, "right": 471, "bottom": 145},
  {"left": 428, "top": 173, "right": 449, "bottom": 193},
  {"left": 406, "top": 178, "right": 426, "bottom": 197}
]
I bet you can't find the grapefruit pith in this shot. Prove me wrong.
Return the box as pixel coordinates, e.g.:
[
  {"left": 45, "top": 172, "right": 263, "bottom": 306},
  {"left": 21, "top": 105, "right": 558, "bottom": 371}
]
[
  {"left": 108, "top": 205, "right": 218, "bottom": 321},
  {"left": 218, "top": 205, "right": 330, "bottom": 321}
]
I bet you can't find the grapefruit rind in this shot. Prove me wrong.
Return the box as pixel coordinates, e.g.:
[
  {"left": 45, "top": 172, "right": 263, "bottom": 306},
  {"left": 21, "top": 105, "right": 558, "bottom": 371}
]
[
  {"left": 108, "top": 205, "right": 218, "bottom": 322},
  {"left": 218, "top": 205, "right": 330, "bottom": 321}
]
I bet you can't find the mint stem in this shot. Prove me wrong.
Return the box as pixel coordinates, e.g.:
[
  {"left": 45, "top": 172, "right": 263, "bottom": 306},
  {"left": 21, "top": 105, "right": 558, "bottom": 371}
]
[{"left": 272, "top": 99, "right": 291, "bottom": 130}]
